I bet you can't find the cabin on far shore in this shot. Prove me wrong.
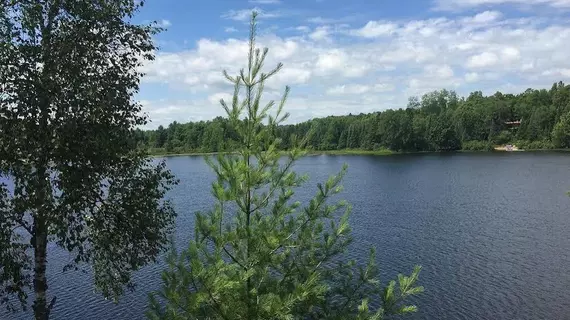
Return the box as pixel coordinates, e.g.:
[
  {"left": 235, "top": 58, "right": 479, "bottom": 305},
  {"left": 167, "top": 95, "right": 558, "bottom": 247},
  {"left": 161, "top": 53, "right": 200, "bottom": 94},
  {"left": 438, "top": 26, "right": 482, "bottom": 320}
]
[
  {"left": 493, "top": 120, "right": 522, "bottom": 152},
  {"left": 504, "top": 120, "right": 522, "bottom": 127},
  {"left": 504, "top": 119, "right": 522, "bottom": 134}
]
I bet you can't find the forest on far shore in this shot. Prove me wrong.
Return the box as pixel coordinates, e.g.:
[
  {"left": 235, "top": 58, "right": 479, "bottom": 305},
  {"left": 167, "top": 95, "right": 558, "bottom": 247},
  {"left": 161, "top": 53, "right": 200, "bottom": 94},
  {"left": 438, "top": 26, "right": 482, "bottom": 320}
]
[{"left": 135, "top": 81, "right": 570, "bottom": 154}]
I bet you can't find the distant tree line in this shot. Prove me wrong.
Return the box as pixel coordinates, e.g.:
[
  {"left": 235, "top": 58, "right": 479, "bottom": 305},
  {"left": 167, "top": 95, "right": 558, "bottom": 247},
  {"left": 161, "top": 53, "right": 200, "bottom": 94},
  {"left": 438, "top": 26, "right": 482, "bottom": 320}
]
[{"left": 137, "top": 82, "right": 570, "bottom": 154}]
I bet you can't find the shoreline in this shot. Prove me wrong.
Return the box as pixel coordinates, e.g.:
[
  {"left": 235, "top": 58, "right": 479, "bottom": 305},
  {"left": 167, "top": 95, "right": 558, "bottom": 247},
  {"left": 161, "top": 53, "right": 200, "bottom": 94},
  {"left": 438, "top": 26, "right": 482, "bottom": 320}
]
[
  {"left": 148, "top": 148, "right": 570, "bottom": 158},
  {"left": 149, "top": 149, "right": 396, "bottom": 158}
]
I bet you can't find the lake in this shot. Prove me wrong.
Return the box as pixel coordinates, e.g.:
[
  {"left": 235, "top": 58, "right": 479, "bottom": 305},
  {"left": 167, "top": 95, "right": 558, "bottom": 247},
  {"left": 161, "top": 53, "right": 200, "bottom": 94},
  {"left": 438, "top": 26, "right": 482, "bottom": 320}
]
[{"left": 2, "top": 152, "right": 570, "bottom": 319}]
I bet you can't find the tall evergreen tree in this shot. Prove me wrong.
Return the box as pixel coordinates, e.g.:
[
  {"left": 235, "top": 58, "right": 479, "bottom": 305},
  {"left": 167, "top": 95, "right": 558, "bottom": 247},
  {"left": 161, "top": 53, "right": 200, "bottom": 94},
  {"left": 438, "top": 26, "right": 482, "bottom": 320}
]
[
  {"left": 156, "top": 125, "right": 168, "bottom": 148},
  {"left": 552, "top": 110, "right": 570, "bottom": 148},
  {"left": 0, "top": 1, "right": 177, "bottom": 319},
  {"left": 147, "top": 12, "right": 423, "bottom": 320}
]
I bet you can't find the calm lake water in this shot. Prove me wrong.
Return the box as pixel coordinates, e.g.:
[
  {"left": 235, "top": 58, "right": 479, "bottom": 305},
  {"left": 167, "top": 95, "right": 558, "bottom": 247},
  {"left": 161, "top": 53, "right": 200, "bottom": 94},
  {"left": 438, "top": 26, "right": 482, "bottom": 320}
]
[{"left": 2, "top": 152, "right": 570, "bottom": 320}]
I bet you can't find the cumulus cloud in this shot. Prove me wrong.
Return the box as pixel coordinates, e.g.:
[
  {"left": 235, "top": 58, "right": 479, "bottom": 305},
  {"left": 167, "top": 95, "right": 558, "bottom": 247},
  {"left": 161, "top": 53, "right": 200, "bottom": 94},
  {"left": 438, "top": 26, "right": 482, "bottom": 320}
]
[
  {"left": 141, "top": 100, "right": 226, "bottom": 127},
  {"left": 424, "top": 64, "right": 455, "bottom": 79},
  {"left": 208, "top": 92, "right": 233, "bottom": 105},
  {"left": 271, "top": 66, "right": 312, "bottom": 86},
  {"left": 466, "top": 52, "right": 499, "bottom": 68},
  {"left": 501, "top": 47, "right": 521, "bottom": 61},
  {"left": 139, "top": 10, "right": 570, "bottom": 128},
  {"left": 542, "top": 69, "right": 570, "bottom": 77},
  {"left": 465, "top": 46, "right": 521, "bottom": 69},
  {"left": 327, "top": 83, "right": 395, "bottom": 95},
  {"left": 461, "top": 10, "right": 502, "bottom": 23},
  {"left": 309, "top": 26, "right": 331, "bottom": 41},
  {"left": 434, "top": 0, "right": 570, "bottom": 11},
  {"left": 351, "top": 21, "right": 397, "bottom": 38},
  {"left": 314, "top": 50, "right": 344, "bottom": 71},
  {"left": 327, "top": 84, "right": 372, "bottom": 95},
  {"left": 313, "top": 49, "right": 369, "bottom": 77}
]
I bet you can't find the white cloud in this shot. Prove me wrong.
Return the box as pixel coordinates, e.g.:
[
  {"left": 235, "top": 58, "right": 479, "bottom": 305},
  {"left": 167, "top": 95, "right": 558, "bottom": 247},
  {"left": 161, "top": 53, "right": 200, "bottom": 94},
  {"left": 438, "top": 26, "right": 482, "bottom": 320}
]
[
  {"left": 141, "top": 100, "right": 226, "bottom": 128},
  {"left": 157, "top": 19, "right": 171, "bottom": 28},
  {"left": 327, "top": 84, "right": 371, "bottom": 95},
  {"left": 466, "top": 51, "right": 499, "bottom": 68},
  {"left": 464, "top": 71, "right": 501, "bottom": 82},
  {"left": 312, "top": 49, "right": 368, "bottom": 77},
  {"left": 315, "top": 50, "right": 345, "bottom": 71},
  {"left": 501, "top": 47, "right": 521, "bottom": 61},
  {"left": 272, "top": 40, "right": 299, "bottom": 60},
  {"left": 225, "top": 27, "right": 239, "bottom": 33},
  {"left": 520, "top": 62, "right": 535, "bottom": 71},
  {"left": 373, "top": 83, "right": 396, "bottom": 92},
  {"left": 453, "top": 43, "right": 477, "bottom": 51},
  {"left": 327, "top": 83, "right": 395, "bottom": 95},
  {"left": 139, "top": 10, "right": 570, "bottom": 128},
  {"left": 269, "top": 67, "right": 312, "bottom": 87},
  {"left": 435, "top": 0, "right": 570, "bottom": 11},
  {"left": 406, "top": 76, "right": 461, "bottom": 97},
  {"left": 351, "top": 21, "right": 397, "bottom": 38},
  {"left": 542, "top": 69, "right": 570, "bottom": 77},
  {"left": 424, "top": 64, "right": 455, "bottom": 79},
  {"left": 309, "top": 26, "right": 330, "bottom": 41},
  {"left": 465, "top": 46, "right": 521, "bottom": 69},
  {"left": 465, "top": 72, "right": 480, "bottom": 82},
  {"left": 462, "top": 10, "right": 502, "bottom": 24},
  {"left": 208, "top": 92, "right": 233, "bottom": 105}
]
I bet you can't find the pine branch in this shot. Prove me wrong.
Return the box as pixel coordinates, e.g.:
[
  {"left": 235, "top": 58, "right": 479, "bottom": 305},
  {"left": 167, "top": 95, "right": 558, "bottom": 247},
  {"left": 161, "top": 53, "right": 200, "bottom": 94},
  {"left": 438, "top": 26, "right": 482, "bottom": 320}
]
[
  {"left": 222, "top": 245, "right": 247, "bottom": 271},
  {"left": 268, "top": 185, "right": 330, "bottom": 256}
]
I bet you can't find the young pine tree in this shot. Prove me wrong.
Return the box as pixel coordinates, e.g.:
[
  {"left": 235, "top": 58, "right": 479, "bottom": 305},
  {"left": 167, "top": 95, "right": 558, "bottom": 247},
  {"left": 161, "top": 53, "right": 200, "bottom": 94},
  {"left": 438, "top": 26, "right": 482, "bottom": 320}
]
[{"left": 147, "top": 12, "right": 423, "bottom": 320}]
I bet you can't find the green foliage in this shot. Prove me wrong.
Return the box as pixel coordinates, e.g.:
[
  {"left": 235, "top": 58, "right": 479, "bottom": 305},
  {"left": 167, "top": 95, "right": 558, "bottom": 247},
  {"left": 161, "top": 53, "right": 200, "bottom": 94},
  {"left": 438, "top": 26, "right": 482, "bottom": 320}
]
[
  {"left": 515, "top": 139, "right": 554, "bottom": 150},
  {"left": 0, "top": 1, "right": 177, "bottom": 319},
  {"left": 147, "top": 12, "right": 423, "bottom": 320},
  {"left": 427, "top": 113, "right": 461, "bottom": 151},
  {"left": 461, "top": 141, "right": 494, "bottom": 151},
  {"left": 552, "top": 111, "right": 570, "bottom": 148},
  {"left": 491, "top": 130, "right": 513, "bottom": 145},
  {"left": 138, "top": 83, "right": 570, "bottom": 154}
]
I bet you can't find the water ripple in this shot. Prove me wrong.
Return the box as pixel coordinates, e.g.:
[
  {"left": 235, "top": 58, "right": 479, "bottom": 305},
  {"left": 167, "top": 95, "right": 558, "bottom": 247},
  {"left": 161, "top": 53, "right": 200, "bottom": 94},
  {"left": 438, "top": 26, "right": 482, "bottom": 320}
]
[{"left": 2, "top": 152, "right": 570, "bottom": 319}]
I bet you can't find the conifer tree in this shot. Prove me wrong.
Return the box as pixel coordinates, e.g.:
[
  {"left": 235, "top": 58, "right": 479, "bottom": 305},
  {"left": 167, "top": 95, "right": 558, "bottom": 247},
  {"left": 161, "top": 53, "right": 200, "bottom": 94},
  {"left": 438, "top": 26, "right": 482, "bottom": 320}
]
[{"left": 147, "top": 12, "right": 423, "bottom": 320}]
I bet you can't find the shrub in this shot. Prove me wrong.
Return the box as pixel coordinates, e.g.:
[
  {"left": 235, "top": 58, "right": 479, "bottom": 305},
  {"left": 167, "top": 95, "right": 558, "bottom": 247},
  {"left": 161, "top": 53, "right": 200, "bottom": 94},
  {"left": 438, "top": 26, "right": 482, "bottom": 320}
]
[{"left": 461, "top": 140, "right": 493, "bottom": 151}]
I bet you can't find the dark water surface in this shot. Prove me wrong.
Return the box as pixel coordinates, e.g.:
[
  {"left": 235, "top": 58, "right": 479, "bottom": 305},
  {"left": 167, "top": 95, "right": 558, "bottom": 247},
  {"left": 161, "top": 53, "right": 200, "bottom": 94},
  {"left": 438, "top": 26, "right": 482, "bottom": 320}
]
[{"left": 2, "top": 152, "right": 570, "bottom": 320}]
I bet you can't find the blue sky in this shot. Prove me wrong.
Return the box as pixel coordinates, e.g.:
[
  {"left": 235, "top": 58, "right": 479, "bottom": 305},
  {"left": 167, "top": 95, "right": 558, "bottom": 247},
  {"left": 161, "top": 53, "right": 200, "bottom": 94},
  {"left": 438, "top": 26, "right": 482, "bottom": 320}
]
[{"left": 134, "top": 0, "right": 570, "bottom": 129}]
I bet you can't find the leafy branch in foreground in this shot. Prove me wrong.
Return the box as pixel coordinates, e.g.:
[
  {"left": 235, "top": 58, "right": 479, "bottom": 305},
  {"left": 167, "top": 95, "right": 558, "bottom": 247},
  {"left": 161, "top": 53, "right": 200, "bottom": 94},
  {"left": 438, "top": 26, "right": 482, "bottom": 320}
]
[
  {"left": 1, "top": 1, "right": 177, "bottom": 319},
  {"left": 147, "top": 11, "right": 423, "bottom": 320}
]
